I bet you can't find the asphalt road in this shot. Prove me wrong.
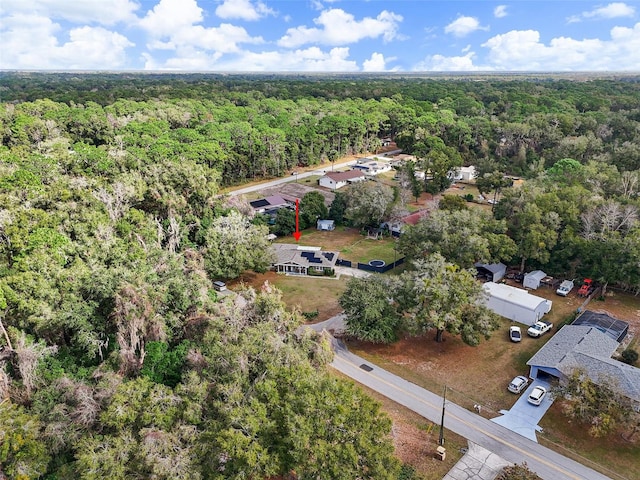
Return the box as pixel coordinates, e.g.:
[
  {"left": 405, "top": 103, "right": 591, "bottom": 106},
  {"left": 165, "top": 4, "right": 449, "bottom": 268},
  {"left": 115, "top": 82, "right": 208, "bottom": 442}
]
[
  {"left": 227, "top": 158, "right": 359, "bottom": 196},
  {"left": 327, "top": 337, "right": 614, "bottom": 480},
  {"left": 226, "top": 149, "right": 402, "bottom": 197}
]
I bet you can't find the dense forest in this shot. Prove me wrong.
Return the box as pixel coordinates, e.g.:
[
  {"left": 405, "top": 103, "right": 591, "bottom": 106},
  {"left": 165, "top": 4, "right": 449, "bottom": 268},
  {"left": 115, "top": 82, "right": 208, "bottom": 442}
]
[{"left": 1, "top": 73, "right": 640, "bottom": 479}]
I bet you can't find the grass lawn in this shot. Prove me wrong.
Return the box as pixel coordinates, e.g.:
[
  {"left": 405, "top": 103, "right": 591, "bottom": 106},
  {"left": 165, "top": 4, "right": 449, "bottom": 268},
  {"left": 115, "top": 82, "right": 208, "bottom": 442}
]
[
  {"left": 282, "top": 227, "right": 401, "bottom": 265},
  {"left": 539, "top": 403, "right": 637, "bottom": 480},
  {"left": 229, "top": 270, "right": 349, "bottom": 321}
]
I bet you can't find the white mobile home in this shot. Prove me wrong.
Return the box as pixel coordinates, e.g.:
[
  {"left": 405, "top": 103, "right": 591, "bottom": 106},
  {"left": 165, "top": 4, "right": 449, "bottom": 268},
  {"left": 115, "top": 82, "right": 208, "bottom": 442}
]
[{"left": 482, "top": 282, "right": 552, "bottom": 326}]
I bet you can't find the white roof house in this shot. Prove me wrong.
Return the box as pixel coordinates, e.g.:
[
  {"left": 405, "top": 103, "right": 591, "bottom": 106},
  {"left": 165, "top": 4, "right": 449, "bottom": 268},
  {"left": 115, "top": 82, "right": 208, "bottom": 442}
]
[
  {"left": 482, "top": 282, "right": 552, "bottom": 326},
  {"left": 451, "top": 166, "right": 477, "bottom": 182},
  {"left": 351, "top": 158, "right": 392, "bottom": 175},
  {"left": 318, "top": 170, "right": 366, "bottom": 190}
]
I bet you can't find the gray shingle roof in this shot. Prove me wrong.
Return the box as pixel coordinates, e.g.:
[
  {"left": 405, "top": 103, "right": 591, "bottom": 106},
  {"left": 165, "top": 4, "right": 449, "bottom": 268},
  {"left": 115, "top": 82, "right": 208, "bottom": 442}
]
[
  {"left": 272, "top": 243, "right": 339, "bottom": 269},
  {"left": 528, "top": 325, "right": 640, "bottom": 402}
]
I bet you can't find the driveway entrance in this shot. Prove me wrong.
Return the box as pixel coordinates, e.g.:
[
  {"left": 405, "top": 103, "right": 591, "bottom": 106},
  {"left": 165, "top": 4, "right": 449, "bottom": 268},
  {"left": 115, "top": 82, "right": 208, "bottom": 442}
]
[{"left": 491, "top": 379, "right": 553, "bottom": 442}]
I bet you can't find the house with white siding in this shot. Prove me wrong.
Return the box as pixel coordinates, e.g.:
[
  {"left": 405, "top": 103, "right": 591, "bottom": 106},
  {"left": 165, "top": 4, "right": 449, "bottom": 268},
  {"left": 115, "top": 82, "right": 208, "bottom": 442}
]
[{"left": 318, "top": 170, "right": 367, "bottom": 190}]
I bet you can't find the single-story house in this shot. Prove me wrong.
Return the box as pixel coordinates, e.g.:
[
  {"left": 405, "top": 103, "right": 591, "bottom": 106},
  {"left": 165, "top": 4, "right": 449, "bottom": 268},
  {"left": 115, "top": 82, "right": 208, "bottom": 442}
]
[
  {"left": 271, "top": 244, "right": 339, "bottom": 276},
  {"left": 523, "top": 270, "right": 547, "bottom": 290},
  {"left": 450, "top": 166, "right": 477, "bottom": 182},
  {"left": 474, "top": 262, "right": 507, "bottom": 283},
  {"left": 352, "top": 158, "right": 392, "bottom": 175},
  {"left": 317, "top": 219, "right": 335, "bottom": 231},
  {"left": 318, "top": 170, "right": 367, "bottom": 190},
  {"left": 527, "top": 325, "right": 640, "bottom": 404},
  {"left": 250, "top": 194, "right": 296, "bottom": 213},
  {"left": 482, "top": 282, "right": 552, "bottom": 326}
]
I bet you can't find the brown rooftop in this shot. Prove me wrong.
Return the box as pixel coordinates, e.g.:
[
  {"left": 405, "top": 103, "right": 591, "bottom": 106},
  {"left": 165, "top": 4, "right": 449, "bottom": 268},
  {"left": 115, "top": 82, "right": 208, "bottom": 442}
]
[{"left": 325, "top": 170, "right": 366, "bottom": 182}]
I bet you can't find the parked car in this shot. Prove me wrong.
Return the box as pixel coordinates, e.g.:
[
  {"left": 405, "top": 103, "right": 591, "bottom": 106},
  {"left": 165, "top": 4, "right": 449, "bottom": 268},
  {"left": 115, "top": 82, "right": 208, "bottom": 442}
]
[
  {"left": 556, "top": 279, "right": 574, "bottom": 296},
  {"left": 527, "top": 386, "right": 547, "bottom": 405},
  {"left": 509, "top": 325, "right": 522, "bottom": 343},
  {"left": 527, "top": 320, "right": 553, "bottom": 338},
  {"left": 577, "top": 278, "right": 594, "bottom": 297},
  {"left": 213, "top": 280, "right": 227, "bottom": 292},
  {"left": 508, "top": 375, "right": 529, "bottom": 394}
]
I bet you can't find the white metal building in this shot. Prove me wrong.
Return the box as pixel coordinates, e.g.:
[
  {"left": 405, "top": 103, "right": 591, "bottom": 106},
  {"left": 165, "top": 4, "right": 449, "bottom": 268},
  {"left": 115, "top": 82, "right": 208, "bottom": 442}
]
[
  {"left": 482, "top": 282, "right": 552, "bottom": 326},
  {"left": 523, "top": 270, "right": 547, "bottom": 290}
]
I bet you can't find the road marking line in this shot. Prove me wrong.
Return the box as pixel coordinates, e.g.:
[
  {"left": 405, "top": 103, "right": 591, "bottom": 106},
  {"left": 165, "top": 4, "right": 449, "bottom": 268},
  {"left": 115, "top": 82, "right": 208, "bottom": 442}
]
[{"left": 332, "top": 354, "right": 586, "bottom": 480}]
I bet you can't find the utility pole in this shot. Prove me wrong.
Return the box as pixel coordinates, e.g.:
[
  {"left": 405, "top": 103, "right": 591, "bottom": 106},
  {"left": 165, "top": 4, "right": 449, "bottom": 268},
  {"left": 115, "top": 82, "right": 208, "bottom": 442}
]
[{"left": 438, "top": 385, "right": 447, "bottom": 446}]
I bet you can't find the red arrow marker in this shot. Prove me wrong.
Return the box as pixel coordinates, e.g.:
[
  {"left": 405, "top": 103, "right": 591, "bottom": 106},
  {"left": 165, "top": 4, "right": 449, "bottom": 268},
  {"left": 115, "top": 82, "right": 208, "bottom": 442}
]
[{"left": 293, "top": 199, "right": 301, "bottom": 241}]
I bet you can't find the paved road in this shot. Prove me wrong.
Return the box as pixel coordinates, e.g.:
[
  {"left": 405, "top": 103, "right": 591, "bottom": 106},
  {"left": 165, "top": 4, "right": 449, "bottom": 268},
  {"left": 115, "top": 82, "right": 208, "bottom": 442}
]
[
  {"left": 307, "top": 317, "right": 613, "bottom": 480},
  {"left": 329, "top": 340, "right": 612, "bottom": 480},
  {"left": 227, "top": 149, "right": 402, "bottom": 197},
  {"left": 227, "top": 158, "right": 359, "bottom": 196}
]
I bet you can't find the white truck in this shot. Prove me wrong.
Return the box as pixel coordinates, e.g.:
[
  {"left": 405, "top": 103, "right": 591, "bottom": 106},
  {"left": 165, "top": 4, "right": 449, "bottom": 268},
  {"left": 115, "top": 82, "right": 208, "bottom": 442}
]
[
  {"left": 556, "top": 279, "right": 574, "bottom": 296},
  {"left": 527, "top": 320, "right": 553, "bottom": 338}
]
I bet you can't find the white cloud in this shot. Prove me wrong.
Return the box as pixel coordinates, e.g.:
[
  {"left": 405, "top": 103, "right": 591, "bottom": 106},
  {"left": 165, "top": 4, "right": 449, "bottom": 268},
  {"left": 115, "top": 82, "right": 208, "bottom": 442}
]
[
  {"left": 414, "top": 52, "right": 485, "bottom": 71},
  {"left": 215, "top": 0, "right": 275, "bottom": 21},
  {"left": 444, "top": 16, "right": 487, "bottom": 37},
  {"left": 138, "top": 0, "right": 204, "bottom": 37},
  {"left": 139, "top": 0, "right": 263, "bottom": 56},
  {"left": 0, "top": 0, "right": 139, "bottom": 26},
  {"left": 567, "top": 2, "right": 635, "bottom": 23},
  {"left": 0, "top": 13, "right": 133, "bottom": 69},
  {"left": 362, "top": 52, "right": 397, "bottom": 71},
  {"left": 211, "top": 46, "right": 359, "bottom": 71},
  {"left": 278, "top": 8, "right": 402, "bottom": 47},
  {"left": 494, "top": 5, "right": 508, "bottom": 19},
  {"left": 142, "top": 49, "right": 224, "bottom": 71},
  {"left": 481, "top": 24, "right": 640, "bottom": 70}
]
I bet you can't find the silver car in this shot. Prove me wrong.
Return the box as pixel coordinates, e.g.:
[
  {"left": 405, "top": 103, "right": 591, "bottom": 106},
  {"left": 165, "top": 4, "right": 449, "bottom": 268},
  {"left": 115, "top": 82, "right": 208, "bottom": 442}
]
[
  {"left": 527, "top": 386, "right": 547, "bottom": 405},
  {"left": 508, "top": 375, "right": 529, "bottom": 394}
]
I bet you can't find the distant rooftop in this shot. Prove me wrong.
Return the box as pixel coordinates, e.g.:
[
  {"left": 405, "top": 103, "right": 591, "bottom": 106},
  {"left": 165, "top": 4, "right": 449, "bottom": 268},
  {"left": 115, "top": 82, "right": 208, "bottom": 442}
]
[{"left": 324, "top": 170, "right": 366, "bottom": 182}]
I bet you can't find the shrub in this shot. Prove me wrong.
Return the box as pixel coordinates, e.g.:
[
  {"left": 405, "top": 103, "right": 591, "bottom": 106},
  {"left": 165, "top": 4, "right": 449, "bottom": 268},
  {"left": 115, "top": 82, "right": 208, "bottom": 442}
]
[
  {"left": 621, "top": 348, "right": 639, "bottom": 365},
  {"left": 398, "top": 464, "right": 418, "bottom": 480},
  {"left": 302, "top": 310, "right": 319, "bottom": 320},
  {"left": 497, "top": 463, "right": 540, "bottom": 480}
]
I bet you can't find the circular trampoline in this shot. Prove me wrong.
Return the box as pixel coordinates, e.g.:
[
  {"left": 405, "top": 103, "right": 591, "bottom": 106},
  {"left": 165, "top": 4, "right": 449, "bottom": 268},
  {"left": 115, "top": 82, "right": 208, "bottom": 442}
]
[{"left": 369, "top": 260, "right": 386, "bottom": 267}]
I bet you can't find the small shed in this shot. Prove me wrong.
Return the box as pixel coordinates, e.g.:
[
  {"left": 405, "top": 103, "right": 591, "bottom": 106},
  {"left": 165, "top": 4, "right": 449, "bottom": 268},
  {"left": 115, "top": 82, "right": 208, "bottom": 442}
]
[
  {"left": 523, "top": 270, "right": 547, "bottom": 290},
  {"left": 317, "top": 219, "right": 335, "bottom": 231},
  {"left": 483, "top": 282, "right": 552, "bottom": 326},
  {"left": 474, "top": 262, "right": 507, "bottom": 283}
]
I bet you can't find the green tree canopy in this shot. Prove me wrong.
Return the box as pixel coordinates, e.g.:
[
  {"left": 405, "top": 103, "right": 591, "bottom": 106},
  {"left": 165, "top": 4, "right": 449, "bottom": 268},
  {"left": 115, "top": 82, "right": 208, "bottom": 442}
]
[
  {"left": 203, "top": 211, "right": 274, "bottom": 279},
  {"left": 343, "top": 181, "right": 395, "bottom": 229},
  {"left": 397, "top": 209, "right": 516, "bottom": 268},
  {"left": 339, "top": 275, "right": 403, "bottom": 343}
]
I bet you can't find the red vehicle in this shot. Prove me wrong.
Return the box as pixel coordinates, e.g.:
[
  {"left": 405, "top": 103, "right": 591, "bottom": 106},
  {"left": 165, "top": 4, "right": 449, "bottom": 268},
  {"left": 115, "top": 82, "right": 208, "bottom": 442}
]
[{"left": 577, "top": 278, "right": 593, "bottom": 297}]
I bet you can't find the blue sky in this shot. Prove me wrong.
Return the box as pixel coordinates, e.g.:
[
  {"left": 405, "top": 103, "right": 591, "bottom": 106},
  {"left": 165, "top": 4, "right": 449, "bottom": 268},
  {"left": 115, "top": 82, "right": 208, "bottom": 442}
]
[{"left": 1, "top": 0, "right": 639, "bottom": 71}]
